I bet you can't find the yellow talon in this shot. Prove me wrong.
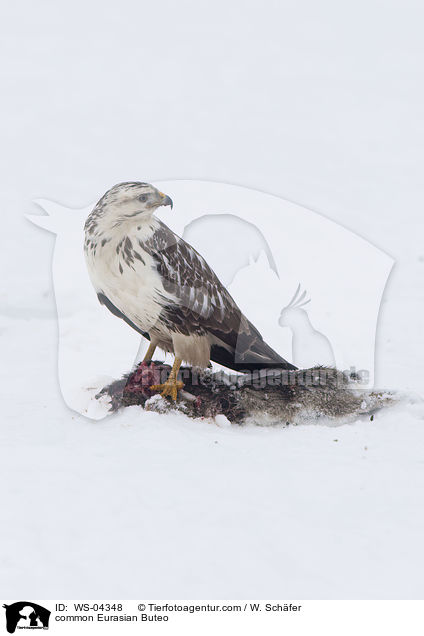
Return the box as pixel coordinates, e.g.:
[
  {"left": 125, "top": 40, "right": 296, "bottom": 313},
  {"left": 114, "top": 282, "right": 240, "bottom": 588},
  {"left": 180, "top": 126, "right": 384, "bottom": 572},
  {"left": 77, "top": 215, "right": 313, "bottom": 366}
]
[
  {"left": 150, "top": 357, "right": 184, "bottom": 401},
  {"left": 150, "top": 379, "right": 184, "bottom": 401}
]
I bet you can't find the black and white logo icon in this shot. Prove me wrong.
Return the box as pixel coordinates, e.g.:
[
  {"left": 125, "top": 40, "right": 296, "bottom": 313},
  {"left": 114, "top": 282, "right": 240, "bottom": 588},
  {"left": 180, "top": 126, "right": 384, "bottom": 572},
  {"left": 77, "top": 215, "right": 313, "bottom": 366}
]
[{"left": 2, "top": 602, "right": 50, "bottom": 633}]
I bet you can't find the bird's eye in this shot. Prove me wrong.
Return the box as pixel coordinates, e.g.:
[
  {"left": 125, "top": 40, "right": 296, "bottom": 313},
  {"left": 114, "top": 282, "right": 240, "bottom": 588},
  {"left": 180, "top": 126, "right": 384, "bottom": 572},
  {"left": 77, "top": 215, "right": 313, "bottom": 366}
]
[{"left": 138, "top": 194, "right": 148, "bottom": 203}]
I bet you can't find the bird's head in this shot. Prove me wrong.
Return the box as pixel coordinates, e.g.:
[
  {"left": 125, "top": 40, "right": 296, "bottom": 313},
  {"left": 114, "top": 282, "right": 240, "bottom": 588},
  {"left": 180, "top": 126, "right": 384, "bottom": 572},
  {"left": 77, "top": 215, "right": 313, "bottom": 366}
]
[{"left": 87, "top": 182, "right": 173, "bottom": 232}]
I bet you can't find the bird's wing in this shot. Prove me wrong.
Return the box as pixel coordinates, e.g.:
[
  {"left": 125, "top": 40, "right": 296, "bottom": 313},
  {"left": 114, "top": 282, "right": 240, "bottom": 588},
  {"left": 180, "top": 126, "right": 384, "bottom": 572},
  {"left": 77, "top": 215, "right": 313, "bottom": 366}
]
[
  {"left": 145, "top": 221, "right": 296, "bottom": 370},
  {"left": 96, "top": 292, "right": 151, "bottom": 340}
]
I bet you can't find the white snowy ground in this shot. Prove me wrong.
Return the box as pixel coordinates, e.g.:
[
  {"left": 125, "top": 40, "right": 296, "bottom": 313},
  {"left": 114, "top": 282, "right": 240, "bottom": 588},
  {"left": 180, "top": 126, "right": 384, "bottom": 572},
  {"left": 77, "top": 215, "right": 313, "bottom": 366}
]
[{"left": 1, "top": 1, "right": 424, "bottom": 600}]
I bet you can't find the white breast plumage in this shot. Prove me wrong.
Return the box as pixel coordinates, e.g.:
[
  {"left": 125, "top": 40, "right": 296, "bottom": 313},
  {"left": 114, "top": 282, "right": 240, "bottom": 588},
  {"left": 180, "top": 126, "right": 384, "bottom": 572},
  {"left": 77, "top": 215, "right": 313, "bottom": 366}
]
[{"left": 84, "top": 219, "right": 174, "bottom": 336}]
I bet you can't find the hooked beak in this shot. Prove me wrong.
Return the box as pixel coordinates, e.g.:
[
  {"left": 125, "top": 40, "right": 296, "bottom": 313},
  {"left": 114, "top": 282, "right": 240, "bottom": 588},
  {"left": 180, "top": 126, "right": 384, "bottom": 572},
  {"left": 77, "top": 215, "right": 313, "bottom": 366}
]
[{"left": 159, "top": 194, "right": 173, "bottom": 209}]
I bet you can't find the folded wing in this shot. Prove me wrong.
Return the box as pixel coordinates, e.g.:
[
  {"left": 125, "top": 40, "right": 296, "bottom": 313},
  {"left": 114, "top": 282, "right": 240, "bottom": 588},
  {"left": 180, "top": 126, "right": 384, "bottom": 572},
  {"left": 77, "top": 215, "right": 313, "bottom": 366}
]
[{"left": 145, "top": 221, "right": 296, "bottom": 371}]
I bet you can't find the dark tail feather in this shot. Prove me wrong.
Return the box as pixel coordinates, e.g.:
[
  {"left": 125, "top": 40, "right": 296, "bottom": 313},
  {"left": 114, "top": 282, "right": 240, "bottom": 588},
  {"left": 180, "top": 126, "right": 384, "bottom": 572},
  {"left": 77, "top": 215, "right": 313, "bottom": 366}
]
[
  {"left": 210, "top": 340, "right": 297, "bottom": 373},
  {"left": 210, "top": 317, "right": 297, "bottom": 372}
]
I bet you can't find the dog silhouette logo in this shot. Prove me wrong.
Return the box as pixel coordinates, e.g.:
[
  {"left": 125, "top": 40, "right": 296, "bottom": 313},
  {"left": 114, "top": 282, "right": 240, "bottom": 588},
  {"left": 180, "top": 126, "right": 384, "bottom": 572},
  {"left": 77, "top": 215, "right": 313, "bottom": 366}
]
[{"left": 2, "top": 602, "right": 50, "bottom": 633}]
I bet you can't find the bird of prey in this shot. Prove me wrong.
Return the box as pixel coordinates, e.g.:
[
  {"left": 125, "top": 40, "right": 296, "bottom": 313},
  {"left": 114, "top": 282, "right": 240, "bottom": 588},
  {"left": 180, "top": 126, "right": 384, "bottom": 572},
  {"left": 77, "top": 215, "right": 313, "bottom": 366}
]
[{"left": 84, "top": 182, "right": 296, "bottom": 399}]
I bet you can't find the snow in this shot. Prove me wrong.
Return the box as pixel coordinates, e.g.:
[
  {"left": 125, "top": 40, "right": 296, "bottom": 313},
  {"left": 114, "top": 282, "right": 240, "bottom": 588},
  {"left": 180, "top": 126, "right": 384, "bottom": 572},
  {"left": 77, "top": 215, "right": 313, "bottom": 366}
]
[{"left": 1, "top": 0, "right": 424, "bottom": 601}]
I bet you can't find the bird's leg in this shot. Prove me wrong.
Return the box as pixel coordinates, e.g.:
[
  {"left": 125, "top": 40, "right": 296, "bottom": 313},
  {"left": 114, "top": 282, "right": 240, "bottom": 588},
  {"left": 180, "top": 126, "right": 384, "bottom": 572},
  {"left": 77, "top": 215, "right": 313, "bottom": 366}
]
[
  {"left": 143, "top": 341, "right": 157, "bottom": 363},
  {"left": 150, "top": 357, "right": 184, "bottom": 401}
]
